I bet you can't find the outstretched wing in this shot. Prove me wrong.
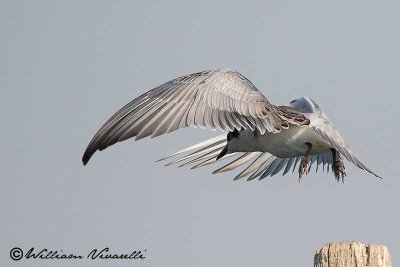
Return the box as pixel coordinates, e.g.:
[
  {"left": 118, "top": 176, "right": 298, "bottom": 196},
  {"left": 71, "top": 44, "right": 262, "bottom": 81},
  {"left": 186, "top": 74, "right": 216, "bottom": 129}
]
[
  {"left": 82, "top": 69, "right": 309, "bottom": 165},
  {"left": 309, "top": 118, "right": 382, "bottom": 179}
]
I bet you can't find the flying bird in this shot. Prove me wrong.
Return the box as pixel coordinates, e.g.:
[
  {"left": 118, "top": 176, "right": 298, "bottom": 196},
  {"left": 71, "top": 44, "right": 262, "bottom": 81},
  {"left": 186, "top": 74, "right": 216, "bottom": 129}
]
[{"left": 82, "top": 68, "right": 381, "bottom": 182}]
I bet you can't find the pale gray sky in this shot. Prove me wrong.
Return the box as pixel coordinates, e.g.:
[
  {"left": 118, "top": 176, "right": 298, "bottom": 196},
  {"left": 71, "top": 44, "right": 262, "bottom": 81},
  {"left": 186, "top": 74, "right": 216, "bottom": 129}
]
[{"left": 1, "top": 1, "right": 399, "bottom": 266}]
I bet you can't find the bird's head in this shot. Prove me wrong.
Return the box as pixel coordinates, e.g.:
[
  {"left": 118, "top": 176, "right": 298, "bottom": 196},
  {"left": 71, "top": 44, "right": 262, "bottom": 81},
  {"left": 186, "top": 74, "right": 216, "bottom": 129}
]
[{"left": 289, "top": 96, "right": 320, "bottom": 113}]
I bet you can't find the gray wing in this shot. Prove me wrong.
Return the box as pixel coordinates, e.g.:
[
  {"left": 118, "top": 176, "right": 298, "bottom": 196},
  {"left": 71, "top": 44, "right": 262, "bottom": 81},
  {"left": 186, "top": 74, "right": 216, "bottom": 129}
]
[
  {"left": 309, "top": 119, "right": 382, "bottom": 179},
  {"left": 83, "top": 69, "right": 309, "bottom": 165}
]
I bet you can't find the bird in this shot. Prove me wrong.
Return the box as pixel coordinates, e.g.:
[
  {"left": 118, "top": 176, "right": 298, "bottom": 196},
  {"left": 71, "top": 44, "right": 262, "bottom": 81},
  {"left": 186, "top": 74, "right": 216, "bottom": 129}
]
[{"left": 82, "top": 68, "right": 381, "bottom": 182}]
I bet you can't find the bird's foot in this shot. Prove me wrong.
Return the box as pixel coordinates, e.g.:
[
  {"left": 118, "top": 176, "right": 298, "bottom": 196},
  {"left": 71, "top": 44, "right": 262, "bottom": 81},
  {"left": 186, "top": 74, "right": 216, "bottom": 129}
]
[
  {"left": 298, "top": 158, "right": 309, "bottom": 182},
  {"left": 333, "top": 159, "right": 347, "bottom": 182}
]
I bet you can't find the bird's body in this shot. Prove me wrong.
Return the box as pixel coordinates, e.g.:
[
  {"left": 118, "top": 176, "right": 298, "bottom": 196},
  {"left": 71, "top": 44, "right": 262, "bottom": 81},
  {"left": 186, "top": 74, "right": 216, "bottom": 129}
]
[
  {"left": 226, "top": 100, "right": 342, "bottom": 158},
  {"left": 82, "top": 68, "right": 381, "bottom": 181},
  {"left": 227, "top": 125, "right": 327, "bottom": 158}
]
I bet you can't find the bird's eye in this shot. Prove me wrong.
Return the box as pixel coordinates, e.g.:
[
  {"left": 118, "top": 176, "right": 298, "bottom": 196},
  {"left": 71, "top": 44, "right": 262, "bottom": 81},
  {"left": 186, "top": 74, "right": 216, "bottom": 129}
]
[{"left": 290, "top": 100, "right": 296, "bottom": 103}]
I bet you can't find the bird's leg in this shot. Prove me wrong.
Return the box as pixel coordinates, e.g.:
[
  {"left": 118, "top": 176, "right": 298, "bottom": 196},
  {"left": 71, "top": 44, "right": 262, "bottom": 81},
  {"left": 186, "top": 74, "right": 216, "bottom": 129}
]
[
  {"left": 298, "top": 142, "right": 312, "bottom": 181},
  {"left": 331, "top": 148, "right": 347, "bottom": 182}
]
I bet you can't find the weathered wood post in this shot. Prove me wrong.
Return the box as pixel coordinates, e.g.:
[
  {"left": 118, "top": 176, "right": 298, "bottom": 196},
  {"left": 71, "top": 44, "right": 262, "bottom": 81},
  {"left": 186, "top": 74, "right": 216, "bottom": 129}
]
[{"left": 314, "top": 241, "right": 392, "bottom": 267}]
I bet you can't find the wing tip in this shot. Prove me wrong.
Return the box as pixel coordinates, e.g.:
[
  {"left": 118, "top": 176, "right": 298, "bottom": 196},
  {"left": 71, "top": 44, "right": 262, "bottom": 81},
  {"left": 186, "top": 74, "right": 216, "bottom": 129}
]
[
  {"left": 82, "top": 148, "right": 96, "bottom": 166},
  {"left": 82, "top": 154, "right": 90, "bottom": 166}
]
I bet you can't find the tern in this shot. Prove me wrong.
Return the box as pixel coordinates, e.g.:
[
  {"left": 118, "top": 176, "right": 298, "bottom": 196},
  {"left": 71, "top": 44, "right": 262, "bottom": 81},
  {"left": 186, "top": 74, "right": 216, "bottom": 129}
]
[{"left": 82, "top": 69, "right": 381, "bottom": 182}]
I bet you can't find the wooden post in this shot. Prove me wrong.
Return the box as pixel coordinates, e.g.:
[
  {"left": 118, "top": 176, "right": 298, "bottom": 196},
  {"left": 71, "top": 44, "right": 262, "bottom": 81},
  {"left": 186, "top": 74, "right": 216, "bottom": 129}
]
[{"left": 314, "top": 241, "right": 392, "bottom": 267}]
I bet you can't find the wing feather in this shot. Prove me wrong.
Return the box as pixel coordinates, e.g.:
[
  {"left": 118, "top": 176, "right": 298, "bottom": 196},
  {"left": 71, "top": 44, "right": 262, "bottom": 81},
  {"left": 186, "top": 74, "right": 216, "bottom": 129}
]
[
  {"left": 309, "top": 122, "right": 381, "bottom": 178},
  {"left": 83, "top": 69, "right": 309, "bottom": 165}
]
